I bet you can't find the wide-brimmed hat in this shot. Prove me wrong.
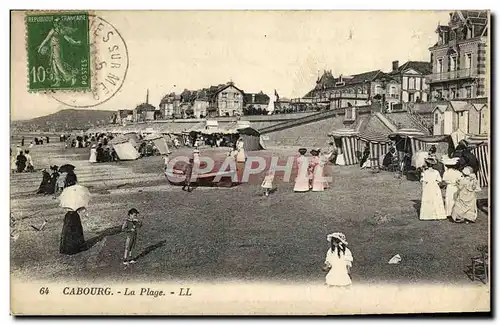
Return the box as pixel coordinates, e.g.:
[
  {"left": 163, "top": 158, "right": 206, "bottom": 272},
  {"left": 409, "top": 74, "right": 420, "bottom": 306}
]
[
  {"left": 327, "top": 232, "right": 348, "bottom": 245},
  {"left": 298, "top": 148, "right": 307, "bottom": 154},
  {"left": 462, "top": 166, "right": 473, "bottom": 176},
  {"left": 310, "top": 149, "right": 319, "bottom": 155},
  {"left": 442, "top": 157, "right": 459, "bottom": 166}
]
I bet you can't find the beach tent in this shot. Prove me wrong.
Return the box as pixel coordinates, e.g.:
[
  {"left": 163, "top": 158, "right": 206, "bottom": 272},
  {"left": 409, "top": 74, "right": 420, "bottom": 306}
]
[
  {"left": 123, "top": 132, "right": 140, "bottom": 148},
  {"left": 237, "top": 127, "right": 263, "bottom": 151},
  {"left": 388, "top": 128, "right": 426, "bottom": 154},
  {"left": 465, "top": 134, "right": 489, "bottom": 188},
  {"left": 110, "top": 136, "right": 140, "bottom": 160},
  {"left": 328, "top": 128, "right": 360, "bottom": 165},
  {"left": 357, "top": 130, "right": 393, "bottom": 169},
  {"left": 144, "top": 133, "right": 171, "bottom": 155}
]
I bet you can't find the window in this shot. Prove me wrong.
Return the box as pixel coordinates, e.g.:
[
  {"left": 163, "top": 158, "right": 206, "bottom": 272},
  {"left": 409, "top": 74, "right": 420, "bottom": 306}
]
[
  {"left": 375, "top": 85, "right": 382, "bottom": 95},
  {"left": 222, "top": 92, "right": 227, "bottom": 99},
  {"left": 409, "top": 93, "right": 414, "bottom": 102},
  {"left": 233, "top": 93, "right": 238, "bottom": 98},
  {"left": 390, "top": 86, "right": 397, "bottom": 98},
  {"left": 437, "top": 58, "right": 443, "bottom": 73},
  {"left": 409, "top": 77, "right": 415, "bottom": 90},
  {"left": 450, "top": 56, "right": 457, "bottom": 71},
  {"left": 465, "top": 53, "right": 472, "bottom": 70},
  {"left": 415, "top": 78, "right": 421, "bottom": 90},
  {"left": 435, "top": 113, "right": 439, "bottom": 125},
  {"left": 402, "top": 76, "right": 408, "bottom": 89},
  {"left": 466, "top": 86, "right": 472, "bottom": 98},
  {"left": 450, "top": 88, "right": 457, "bottom": 99}
]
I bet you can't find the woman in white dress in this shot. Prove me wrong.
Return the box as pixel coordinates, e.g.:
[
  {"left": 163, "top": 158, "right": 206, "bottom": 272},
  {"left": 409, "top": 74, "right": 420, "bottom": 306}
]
[
  {"left": 235, "top": 137, "right": 246, "bottom": 163},
  {"left": 294, "top": 148, "right": 310, "bottom": 192},
  {"left": 441, "top": 157, "right": 462, "bottom": 217},
  {"left": 311, "top": 149, "right": 327, "bottom": 192},
  {"left": 323, "top": 232, "right": 353, "bottom": 287},
  {"left": 419, "top": 158, "right": 447, "bottom": 220},
  {"left": 451, "top": 166, "right": 481, "bottom": 223},
  {"left": 88, "top": 145, "right": 97, "bottom": 163}
]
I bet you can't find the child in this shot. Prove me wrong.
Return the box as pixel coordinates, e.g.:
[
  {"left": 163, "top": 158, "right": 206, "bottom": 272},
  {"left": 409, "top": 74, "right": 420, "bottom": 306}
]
[
  {"left": 323, "top": 232, "right": 353, "bottom": 287},
  {"left": 261, "top": 170, "right": 275, "bottom": 197},
  {"left": 182, "top": 158, "right": 194, "bottom": 192},
  {"left": 121, "top": 208, "right": 143, "bottom": 265}
]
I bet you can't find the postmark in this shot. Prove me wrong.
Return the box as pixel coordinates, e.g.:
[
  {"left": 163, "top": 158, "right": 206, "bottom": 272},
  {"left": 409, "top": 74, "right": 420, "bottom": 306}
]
[
  {"left": 26, "top": 12, "right": 91, "bottom": 92},
  {"left": 51, "top": 15, "right": 129, "bottom": 108}
]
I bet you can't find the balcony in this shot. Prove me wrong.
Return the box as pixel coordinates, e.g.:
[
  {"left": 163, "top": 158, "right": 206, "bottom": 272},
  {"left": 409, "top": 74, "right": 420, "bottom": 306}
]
[{"left": 427, "top": 69, "right": 479, "bottom": 83}]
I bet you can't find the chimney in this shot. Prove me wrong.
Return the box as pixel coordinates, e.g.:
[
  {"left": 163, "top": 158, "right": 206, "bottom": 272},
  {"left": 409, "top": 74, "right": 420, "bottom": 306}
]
[{"left": 392, "top": 60, "right": 399, "bottom": 72}]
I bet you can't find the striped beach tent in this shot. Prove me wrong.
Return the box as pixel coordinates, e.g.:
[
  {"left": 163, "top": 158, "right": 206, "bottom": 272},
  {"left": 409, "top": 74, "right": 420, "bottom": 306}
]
[
  {"left": 328, "top": 128, "right": 360, "bottom": 165},
  {"left": 388, "top": 128, "right": 426, "bottom": 154},
  {"left": 466, "top": 134, "right": 489, "bottom": 188},
  {"left": 358, "top": 130, "right": 392, "bottom": 168}
]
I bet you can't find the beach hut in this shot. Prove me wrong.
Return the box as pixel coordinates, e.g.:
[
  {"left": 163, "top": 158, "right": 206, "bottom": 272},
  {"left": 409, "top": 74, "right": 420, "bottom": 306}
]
[
  {"left": 110, "top": 136, "right": 140, "bottom": 160},
  {"left": 237, "top": 127, "right": 263, "bottom": 151},
  {"left": 328, "top": 128, "right": 360, "bottom": 165},
  {"left": 144, "top": 133, "right": 171, "bottom": 155},
  {"left": 465, "top": 134, "right": 489, "bottom": 188}
]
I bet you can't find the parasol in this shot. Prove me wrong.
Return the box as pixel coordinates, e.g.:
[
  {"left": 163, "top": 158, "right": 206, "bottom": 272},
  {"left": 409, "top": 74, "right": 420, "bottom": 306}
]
[
  {"left": 59, "top": 164, "right": 76, "bottom": 173},
  {"left": 59, "top": 185, "right": 90, "bottom": 211}
]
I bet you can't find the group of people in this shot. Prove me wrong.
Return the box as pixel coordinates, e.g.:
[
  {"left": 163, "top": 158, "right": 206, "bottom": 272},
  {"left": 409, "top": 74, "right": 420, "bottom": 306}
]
[
  {"left": 419, "top": 156, "right": 481, "bottom": 223},
  {"left": 89, "top": 143, "right": 119, "bottom": 163},
  {"left": 37, "top": 165, "right": 78, "bottom": 197},
  {"left": 10, "top": 145, "right": 34, "bottom": 173},
  {"left": 293, "top": 148, "right": 330, "bottom": 193},
  {"left": 20, "top": 135, "right": 50, "bottom": 148}
]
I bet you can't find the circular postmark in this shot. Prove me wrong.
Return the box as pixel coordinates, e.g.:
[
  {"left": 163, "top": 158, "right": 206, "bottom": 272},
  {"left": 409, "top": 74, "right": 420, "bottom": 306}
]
[{"left": 52, "top": 15, "right": 129, "bottom": 108}]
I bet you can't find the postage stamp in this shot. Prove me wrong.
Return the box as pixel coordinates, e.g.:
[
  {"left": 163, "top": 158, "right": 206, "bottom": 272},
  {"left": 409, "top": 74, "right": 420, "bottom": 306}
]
[{"left": 25, "top": 12, "right": 91, "bottom": 91}]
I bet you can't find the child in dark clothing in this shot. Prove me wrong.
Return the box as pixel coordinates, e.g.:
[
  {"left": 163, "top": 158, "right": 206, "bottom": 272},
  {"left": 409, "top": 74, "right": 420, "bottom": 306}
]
[{"left": 121, "top": 208, "right": 143, "bottom": 265}]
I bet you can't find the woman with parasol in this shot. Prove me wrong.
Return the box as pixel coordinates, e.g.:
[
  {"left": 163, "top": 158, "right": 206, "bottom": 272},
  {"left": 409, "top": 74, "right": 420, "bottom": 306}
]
[{"left": 59, "top": 184, "right": 90, "bottom": 255}]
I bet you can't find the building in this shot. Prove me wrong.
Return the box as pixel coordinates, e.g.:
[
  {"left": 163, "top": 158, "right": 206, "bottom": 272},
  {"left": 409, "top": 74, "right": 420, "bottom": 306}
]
[
  {"left": 159, "top": 93, "right": 182, "bottom": 118},
  {"left": 467, "top": 102, "right": 489, "bottom": 134},
  {"left": 208, "top": 82, "right": 245, "bottom": 117},
  {"left": 389, "top": 60, "right": 432, "bottom": 103},
  {"left": 304, "top": 70, "right": 401, "bottom": 112},
  {"left": 432, "top": 100, "right": 469, "bottom": 135},
  {"left": 243, "top": 91, "right": 270, "bottom": 114},
  {"left": 427, "top": 10, "right": 488, "bottom": 101},
  {"left": 117, "top": 109, "right": 134, "bottom": 124}
]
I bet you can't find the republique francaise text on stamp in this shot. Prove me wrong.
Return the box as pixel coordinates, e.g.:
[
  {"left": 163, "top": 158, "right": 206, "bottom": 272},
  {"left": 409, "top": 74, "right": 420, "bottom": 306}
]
[{"left": 26, "top": 12, "right": 91, "bottom": 92}]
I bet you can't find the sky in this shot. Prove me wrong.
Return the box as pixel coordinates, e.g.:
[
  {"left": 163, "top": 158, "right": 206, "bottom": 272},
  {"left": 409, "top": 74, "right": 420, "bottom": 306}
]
[{"left": 10, "top": 10, "right": 451, "bottom": 120}]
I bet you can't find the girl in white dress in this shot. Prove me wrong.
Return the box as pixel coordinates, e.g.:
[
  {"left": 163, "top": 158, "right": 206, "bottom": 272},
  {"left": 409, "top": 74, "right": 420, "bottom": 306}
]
[
  {"left": 261, "top": 170, "right": 275, "bottom": 197},
  {"left": 323, "top": 232, "right": 353, "bottom": 287},
  {"left": 419, "top": 158, "right": 447, "bottom": 220},
  {"left": 235, "top": 137, "right": 246, "bottom": 163},
  {"left": 442, "top": 157, "right": 462, "bottom": 217},
  {"left": 89, "top": 145, "right": 97, "bottom": 163}
]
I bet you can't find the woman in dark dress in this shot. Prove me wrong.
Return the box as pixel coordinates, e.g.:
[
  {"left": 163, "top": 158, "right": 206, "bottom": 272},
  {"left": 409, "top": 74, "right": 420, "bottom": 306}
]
[
  {"left": 16, "top": 152, "right": 27, "bottom": 173},
  {"left": 60, "top": 207, "right": 86, "bottom": 255},
  {"left": 65, "top": 171, "right": 78, "bottom": 187}
]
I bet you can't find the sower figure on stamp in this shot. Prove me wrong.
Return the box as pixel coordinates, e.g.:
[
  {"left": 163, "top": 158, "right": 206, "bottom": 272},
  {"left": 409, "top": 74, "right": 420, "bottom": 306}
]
[
  {"left": 37, "top": 17, "right": 81, "bottom": 87},
  {"left": 122, "top": 208, "right": 142, "bottom": 265}
]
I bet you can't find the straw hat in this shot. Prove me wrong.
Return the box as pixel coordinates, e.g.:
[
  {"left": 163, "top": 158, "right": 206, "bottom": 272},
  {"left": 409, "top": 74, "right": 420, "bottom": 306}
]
[
  {"left": 327, "top": 232, "right": 348, "bottom": 245},
  {"left": 193, "top": 149, "right": 200, "bottom": 154}
]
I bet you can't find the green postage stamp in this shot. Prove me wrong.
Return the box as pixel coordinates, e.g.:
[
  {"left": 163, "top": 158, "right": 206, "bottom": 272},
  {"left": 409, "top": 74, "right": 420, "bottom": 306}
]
[{"left": 25, "top": 12, "right": 91, "bottom": 91}]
